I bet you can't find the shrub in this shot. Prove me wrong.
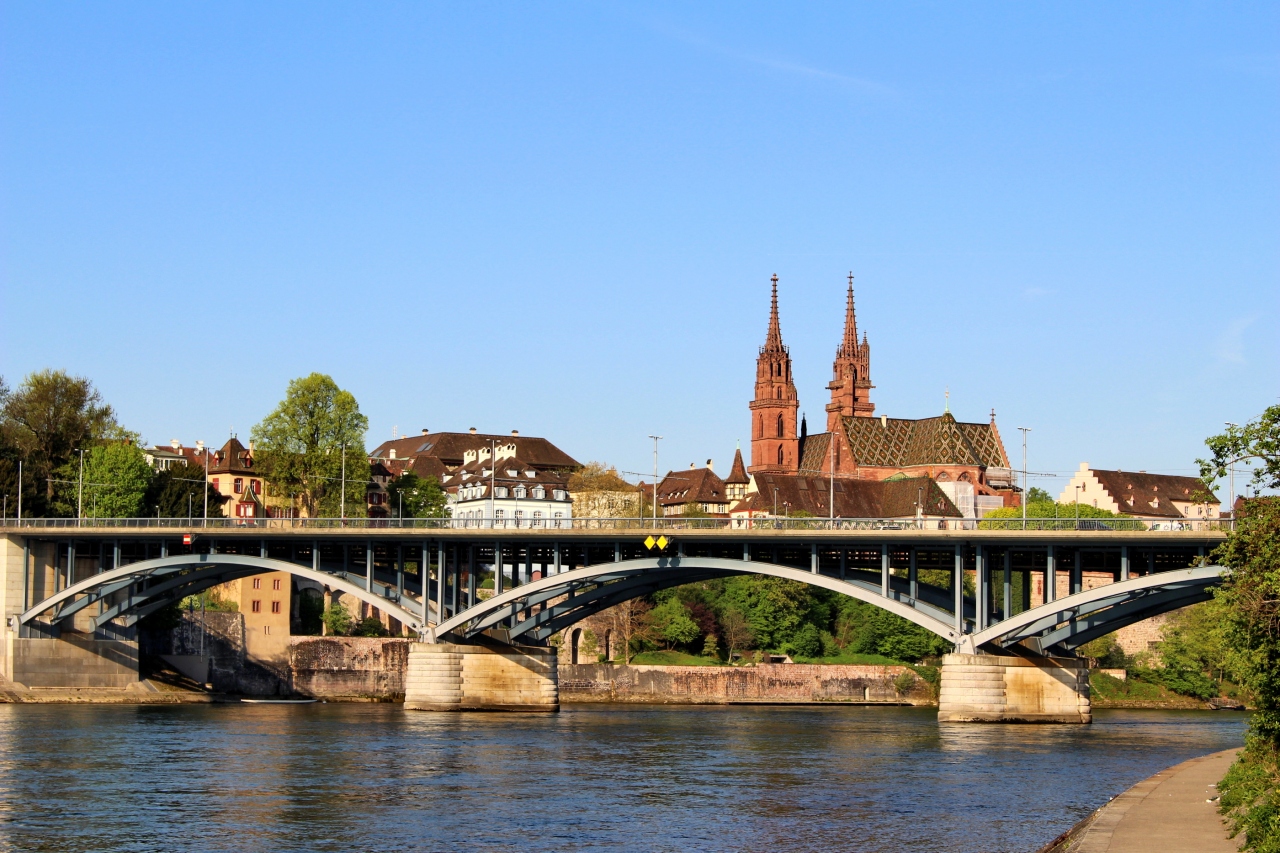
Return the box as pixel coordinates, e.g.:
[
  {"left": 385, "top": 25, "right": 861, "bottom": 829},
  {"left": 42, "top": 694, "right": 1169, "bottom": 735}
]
[
  {"left": 322, "top": 602, "right": 352, "bottom": 636},
  {"left": 353, "top": 616, "right": 389, "bottom": 637}
]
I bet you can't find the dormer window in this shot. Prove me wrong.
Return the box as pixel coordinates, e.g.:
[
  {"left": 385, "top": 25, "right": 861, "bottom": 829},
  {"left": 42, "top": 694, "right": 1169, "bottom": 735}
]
[
  {"left": 514, "top": 486, "right": 527, "bottom": 499},
  {"left": 495, "top": 487, "right": 508, "bottom": 498},
  {"left": 507, "top": 469, "right": 518, "bottom": 478},
  {"left": 553, "top": 489, "right": 566, "bottom": 501},
  {"left": 533, "top": 487, "right": 546, "bottom": 500}
]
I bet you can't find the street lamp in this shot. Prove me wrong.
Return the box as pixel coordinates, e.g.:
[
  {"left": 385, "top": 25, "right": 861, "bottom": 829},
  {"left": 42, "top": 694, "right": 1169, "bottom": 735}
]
[
  {"left": 76, "top": 448, "right": 85, "bottom": 526},
  {"left": 1074, "top": 484, "right": 1080, "bottom": 528},
  {"left": 201, "top": 442, "right": 209, "bottom": 527},
  {"left": 1225, "top": 423, "right": 1238, "bottom": 519},
  {"left": 648, "top": 435, "right": 663, "bottom": 528},
  {"left": 1017, "top": 427, "right": 1031, "bottom": 530}
]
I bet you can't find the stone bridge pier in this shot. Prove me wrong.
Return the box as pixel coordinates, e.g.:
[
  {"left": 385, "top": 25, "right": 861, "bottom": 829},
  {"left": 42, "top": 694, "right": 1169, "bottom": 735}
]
[
  {"left": 404, "top": 642, "right": 558, "bottom": 712},
  {"left": 938, "top": 653, "right": 1090, "bottom": 723}
]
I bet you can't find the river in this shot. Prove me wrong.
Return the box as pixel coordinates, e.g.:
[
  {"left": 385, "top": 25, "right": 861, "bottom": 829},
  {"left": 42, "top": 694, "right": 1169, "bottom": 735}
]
[{"left": 0, "top": 704, "right": 1245, "bottom": 852}]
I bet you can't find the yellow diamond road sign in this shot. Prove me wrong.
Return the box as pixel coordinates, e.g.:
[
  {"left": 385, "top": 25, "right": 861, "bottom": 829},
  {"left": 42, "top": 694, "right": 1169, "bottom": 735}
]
[
  {"left": 656, "top": 535, "right": 669, "bottom": 550},
  {"left": 644, "top": 535, "right": 656, "bottom": 550}
]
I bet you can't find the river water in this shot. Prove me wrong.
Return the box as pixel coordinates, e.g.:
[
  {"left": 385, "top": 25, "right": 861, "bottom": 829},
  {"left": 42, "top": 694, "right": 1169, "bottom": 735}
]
[{"left": 0, "top": 704, "right": 1244, "bottom": 853}]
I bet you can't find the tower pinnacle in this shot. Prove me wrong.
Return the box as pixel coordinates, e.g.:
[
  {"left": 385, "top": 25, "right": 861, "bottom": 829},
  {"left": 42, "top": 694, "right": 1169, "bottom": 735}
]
[{"left": 763, "top": 273, "right": 784, "bottom": 352}]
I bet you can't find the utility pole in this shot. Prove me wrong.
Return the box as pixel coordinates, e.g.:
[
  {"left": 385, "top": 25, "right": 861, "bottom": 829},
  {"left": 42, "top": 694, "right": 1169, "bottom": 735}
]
[
  {"left": 829, "top": 430, "right": 835, "bottom": 527},
  {"left": 648, "top": 435, "right": 662, "bottom": 528},
  {"left": 202, "top": 443, "right": 209, "bottom": 526},
  {"left": 16, "top": 459, "right": 21, "bottom": 523},
  {"left": 1225, "top": 422, "right": 1238, "bottom": 527},
  {"left": 1017, "top": 427, "right": 1030, "bottom": 530},
  {"left": 489, "top": 439, "right": 496, "bottom": 528},
  {"left": 340, "top": 440, "right": 347, "bottom": 522},
  {"left": 76, "top": 449, "right": 85, "bottom": 527}
]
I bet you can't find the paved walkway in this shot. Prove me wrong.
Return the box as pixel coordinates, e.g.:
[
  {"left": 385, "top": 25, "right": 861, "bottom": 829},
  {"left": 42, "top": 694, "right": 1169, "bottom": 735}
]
[{"left": 1057, "top": 747, "right": 1241, "bottom": 852}]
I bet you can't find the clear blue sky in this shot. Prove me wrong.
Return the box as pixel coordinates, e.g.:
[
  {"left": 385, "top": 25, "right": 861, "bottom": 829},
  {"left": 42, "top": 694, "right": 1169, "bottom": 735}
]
[{"left": 2, "top": 3, "right": 1276, "bottom": 501}]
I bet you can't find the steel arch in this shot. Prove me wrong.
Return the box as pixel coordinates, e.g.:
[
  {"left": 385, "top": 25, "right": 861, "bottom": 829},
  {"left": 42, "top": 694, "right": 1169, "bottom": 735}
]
[
  {"left": 963, "top": 566, "right": 1224, "bottom": 653},
  {"left": 433, "top": 556, "right": 963, "bottom": 643},
  {"left": 20, "top": 553, "right": 430, "bottom": 634}
]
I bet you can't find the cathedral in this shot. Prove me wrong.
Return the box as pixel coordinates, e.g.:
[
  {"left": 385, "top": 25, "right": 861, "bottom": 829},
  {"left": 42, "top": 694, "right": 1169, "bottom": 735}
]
[{"left": 744, "top": 274, "right": 1019, "bottom": 517}]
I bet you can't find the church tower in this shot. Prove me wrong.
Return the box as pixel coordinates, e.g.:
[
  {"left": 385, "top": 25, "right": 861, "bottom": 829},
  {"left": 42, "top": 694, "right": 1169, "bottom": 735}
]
[
  {"left": 750, "top": 275, "right": 801, "bottom": 473},
  {"left": 825, "top": 272, "right": 875, "bottom": 432}
]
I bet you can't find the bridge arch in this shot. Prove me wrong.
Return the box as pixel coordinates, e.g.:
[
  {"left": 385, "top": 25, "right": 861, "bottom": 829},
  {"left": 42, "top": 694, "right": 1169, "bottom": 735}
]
[
  {"left": 20, "top": 553, "right": 429, "bottom": 636},
  {"left": 433, "top": 556, "right": 963, "bottom": 645}
]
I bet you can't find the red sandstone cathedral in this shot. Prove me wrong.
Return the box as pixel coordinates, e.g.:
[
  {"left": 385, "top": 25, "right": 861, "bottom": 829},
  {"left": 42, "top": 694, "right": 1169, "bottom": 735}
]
[{"left": 655, "top": 274, "right": 1020, "bottom": 520}]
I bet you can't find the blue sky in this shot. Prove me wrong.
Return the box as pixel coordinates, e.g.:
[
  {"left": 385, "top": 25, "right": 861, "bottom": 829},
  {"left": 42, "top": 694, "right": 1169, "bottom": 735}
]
[{"left": 2, "top": 3, "right": 1276, "bottom": 501}]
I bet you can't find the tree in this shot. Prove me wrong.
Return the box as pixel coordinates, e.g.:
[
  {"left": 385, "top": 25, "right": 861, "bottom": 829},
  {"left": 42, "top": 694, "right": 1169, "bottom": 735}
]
[
  {"left": 1027, "top": 487, "right": 1054, "bottom": 503},
  {"left": 602, "top": 597, "right": 653, "bottom": 664},
  {"left": 1200, "top": 406, "right": 1280, "bottom": 494},
  {"left": 720, "top": 607, "right": 755, "bottom": 663},
  {"left": 721, "top": 575, "right": 811, "bottom": 650},
  {"left": 385, "top": 472, "right": 448, "bottom": 518},
  {"left": 251, "top": 374, "right": 369, "bottom": 518},
  {"left": 568, "top": 462, "right": 641, "bottom": 519},
  {"left": 835, "top": 598, "right": 950, "bottom": 662},
  {"left": 52, "top": 442, "right": 152, "bottom": 519},
  {"left": 1, "top": 370, "right": 121, "bottom": 504},
  {"left": 322, "top": 602, "right": 353, "bottom": 636},
  {"left": 650, "top": 598, "right": 700, "bottom": 649},
  {"left": 980, "top": 500, "right": 1143, "bottom": 530},
  {"left": 146, "top": 461, "right": 226, "bottom": 519}
]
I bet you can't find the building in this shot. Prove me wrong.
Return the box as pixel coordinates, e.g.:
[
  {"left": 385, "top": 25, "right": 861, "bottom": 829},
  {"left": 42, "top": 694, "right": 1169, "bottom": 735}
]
[
  {"left": 143, "top": 439, "right": 210, "bottom": 472},
  {"left": 207, "top": 437, "right": 270, "bottom": 521},
  {"left": 746, "top": 274, "right": 1017, "bottom": 513},
  {"left": 656, "top": 461, "right": 732, "bottom": 517},
  {"left": 1058, "top": 464, "right": 1220, "bottom": 526},
  {"left": 731, "top": 473, "right": 961, "bottom": 523},
  {"left": 447, "top": 443, "right": 573, "bottom": 528}
]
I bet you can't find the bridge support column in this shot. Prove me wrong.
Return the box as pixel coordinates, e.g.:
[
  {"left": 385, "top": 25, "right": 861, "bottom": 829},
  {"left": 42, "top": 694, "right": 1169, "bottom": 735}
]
[
  {"left": 938, "top": 653, "right": 1090, "bottom": 724},
  {"left": 404, "top": 642, "right": 558, "bottom": 713}
]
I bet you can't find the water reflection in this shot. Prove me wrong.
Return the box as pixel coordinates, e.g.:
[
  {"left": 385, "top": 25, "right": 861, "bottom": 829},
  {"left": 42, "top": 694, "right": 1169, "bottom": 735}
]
[{"left": 0, "top": 704, "right": 1245, "bottom": 853}]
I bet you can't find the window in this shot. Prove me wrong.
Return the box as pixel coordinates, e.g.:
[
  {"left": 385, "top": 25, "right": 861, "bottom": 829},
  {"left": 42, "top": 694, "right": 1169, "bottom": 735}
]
[
  {"left": 251, "top": 479, "right": 261, "bottom": 494},
  {"left": 251, "top": 600, "right": 261, "bottom": 613},
  {"left": 211, "top": 478, "right": 220, "bottom": 491},
  {"left": 263, "top": 625, "right": 271, "bottom": 635},
  {"left": 271, "top": 601, "right": 281, "bottom": 614},
  {"left": 777, "top": 445, "right": 784, "bottom": 465},
  {"left": 252, "top": 578, "right": 261, "bottom": 589},
  {"left": 776, "top": 414, "right": 784, "bottom": 437},
  {"left": 533, "top": 487, "right": 545, "bottom": 500},
  {"left": 495, "top": 509, "right": 504, "bottom": 519},
  {"left": 533, "top": 511, "right": 543, "bottom": 527},
  {"left": 272, "top": 578, "right": 282, "bottom": 591},
  {"left": 233, "top": 478, "right": 243, "bottom": 494},
  {"left": 495, "top": 487, "right": 508, "bottom": 498},
  {"left": 553, "top": 489, "right": 566, "bottom": 501},
  {"left": 514, "top": 486, "right": 527, "bottom": 499}
]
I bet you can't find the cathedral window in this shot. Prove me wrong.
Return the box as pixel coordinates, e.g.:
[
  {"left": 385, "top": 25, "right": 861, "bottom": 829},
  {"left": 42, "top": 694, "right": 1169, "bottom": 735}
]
[
  {"left": 777, "top": 446, "right": 784, "bottom": 465},
  {"left": 777, "top": 414, "right": 784, "bottom": 437}
]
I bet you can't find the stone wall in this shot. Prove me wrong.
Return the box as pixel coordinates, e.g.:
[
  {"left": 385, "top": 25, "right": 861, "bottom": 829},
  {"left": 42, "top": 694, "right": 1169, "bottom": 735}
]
[
  {"left": 143, "top": 612, "right": 290, "bottom": 696},
  {"left": 559, "top": 663, "right": 932, "bottom": 705},
  {"left": 405, "top": 643, "right": 558, "bottom": 711},
  {"left": 938, "top": 653, "right": 1091, "bottom": 723},
  {"left": 10, "top": 636, "right": 139, "bottom": 688},
  {"left": 290, "top": 637, "right": 411, "bottom": 700}
]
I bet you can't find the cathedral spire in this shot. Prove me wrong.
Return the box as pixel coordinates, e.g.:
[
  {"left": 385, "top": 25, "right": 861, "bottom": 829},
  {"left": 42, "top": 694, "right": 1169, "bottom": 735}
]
[
  {"left": 763, "top": 274, "right": 785, "bottom": 352},
  {"left": 838, "top": 272, "right": 858, "bottom": 358}
]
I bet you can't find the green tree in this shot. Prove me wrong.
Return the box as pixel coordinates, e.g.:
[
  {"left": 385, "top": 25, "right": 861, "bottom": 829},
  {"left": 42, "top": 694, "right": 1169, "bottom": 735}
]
[
  {"left": 720, "top": 607, "right": 755, "bottom": 663},
  {"left": 721, "top": 576, "right": 811, "bottom": 650},
  {"left": 386, "top": 472, "right": 448, "bottom": 518},
  {"left": 835, "top": 598, "right": 950, "bottom": 662},
  {"left": 251, "top": 374, "right": 369, "bottom": 519},
  {"left": 980, "top": 500, "right": 1143, "bottom": 530},
  {"left": 322, "top": 602, "right": 353, "bottom": 635},
  {"left": 650, "top": 598, "right": 700, "bottom": 649},
  {"left": 1027, "top": 487, "right": 1054, "bottom": 503},
  {"left": 1200, "top": 405, "right": 1280, "bottom": 495},
  {"left": 52, "top": 442, "right": 152, "bottom": 519},
  {"left": 1, "top": 370, "right": 122, "bottom": 507},
  {"left": 146, "top": 461, "right": 226, "bottom": 519}
]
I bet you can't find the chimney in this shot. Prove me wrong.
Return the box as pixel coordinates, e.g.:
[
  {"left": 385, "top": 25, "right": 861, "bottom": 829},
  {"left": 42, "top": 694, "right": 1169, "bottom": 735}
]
[
  {"left": 880, "top": 415, "right": 887, "bottom": 428},
  {"left": 170, "top": 439, "right": 181, "bottom": 450},
  {"left": 690, "top": 463, "right": 696, "bottom": 469},
  {"left": 421, "top": 428, "right": 429, "bottom": 436},
  {"left": 196, "top": 440, "right": 205, "bottom": 453},
  {"left": 707, "top": 458, "right": 714, "bottom": 471},
  {"left": 511, "top": 429, "right": 519, "bottom": 437},
  {"left": 469, "top": 427, "right": 477, "bottom": 435}
]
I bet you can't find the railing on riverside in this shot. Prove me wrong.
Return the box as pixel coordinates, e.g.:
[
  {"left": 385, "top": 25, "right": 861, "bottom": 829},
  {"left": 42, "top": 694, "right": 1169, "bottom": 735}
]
[{"left": 0, "top": 515, "right": 1233, "bottom": 533}]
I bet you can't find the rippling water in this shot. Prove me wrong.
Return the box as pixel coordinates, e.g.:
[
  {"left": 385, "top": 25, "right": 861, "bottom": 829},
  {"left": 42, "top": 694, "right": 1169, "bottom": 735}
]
[{"left": 0, "top": 703, "right": 1245, "bottom": 852}]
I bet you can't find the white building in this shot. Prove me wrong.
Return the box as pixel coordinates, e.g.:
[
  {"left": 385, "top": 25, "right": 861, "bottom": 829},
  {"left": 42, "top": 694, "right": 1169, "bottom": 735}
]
[
  {"left": 446, "top": 443, "right": 573, "bottom": 528},
  {"left": 1058, "top": 463, "right": 1220, "bottom": 527}
]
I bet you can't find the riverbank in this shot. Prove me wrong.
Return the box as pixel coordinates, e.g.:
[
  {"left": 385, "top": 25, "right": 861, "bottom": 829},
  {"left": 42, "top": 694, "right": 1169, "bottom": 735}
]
[{"left": 1037, "top": 747, "right": 1240, "bottom": 852}]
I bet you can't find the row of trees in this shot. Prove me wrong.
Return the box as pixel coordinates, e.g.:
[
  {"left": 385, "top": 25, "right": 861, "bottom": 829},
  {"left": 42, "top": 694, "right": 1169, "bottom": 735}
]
[
  {"left": 586, "top": 573, "right": 951, "bottom": 665},
  {"left": 0, "top": 369, "right": 449, "bottom": 520}
]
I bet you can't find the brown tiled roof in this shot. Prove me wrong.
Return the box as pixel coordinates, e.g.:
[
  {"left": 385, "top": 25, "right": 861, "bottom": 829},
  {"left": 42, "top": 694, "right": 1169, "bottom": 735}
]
[
  {"left": 1090, "top": 469, "right": 1218, "bottom": 518},
  {"left": 447, "top": 454, "right": 569, "bottom": 497},
  {"left": 842, "top": 413, "right": 1009, "bottom": 469},
  {"left": 725, "top": 448, "right": 750, "bottom": 485},
  {"left": 408, "top": 455, "right": 449, "bottom": 482},
  {"left": 657, "top": 467, "right": 729, "bottom": 507},
  {"left": 209, "top": 438, "right": 256, "bottom": 475},
  {"left": 739, "top": 474, "right": 961, "bottom": 518},
  {"left": 368, "top": 432, "right": 580, "bottom": 470}
]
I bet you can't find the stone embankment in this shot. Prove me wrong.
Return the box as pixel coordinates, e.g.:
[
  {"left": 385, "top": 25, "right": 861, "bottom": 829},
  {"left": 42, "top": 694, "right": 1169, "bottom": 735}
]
[{"left": 559, "top": 663, "right": 933, "bottom": 705}]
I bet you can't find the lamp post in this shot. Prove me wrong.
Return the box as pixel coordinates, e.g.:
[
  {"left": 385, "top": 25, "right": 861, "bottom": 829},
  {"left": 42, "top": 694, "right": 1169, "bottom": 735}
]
[
  {"left": 1225, "top": 423, "right": 1238, "bottom": 524},
  {"left": 202, "top": 442, "right": 209, "bottom": 526},
  {"left": 16, "top": 459, "right": 21, "bottom": 523},
  {"left": 1074, "top": 484, "right": 1080, "bottom": 528},
  {"left": 76, "top": 448, "right": 85, "bottom": 527},
  {"left": 340, "top": 441, "right": 347, "bottom": 523},
  {"left": 1017, "top": 427, "right": 1030, "bottom": 530},
  {"left": 648, "top": 435, "right": 662, "bottom": 528}
]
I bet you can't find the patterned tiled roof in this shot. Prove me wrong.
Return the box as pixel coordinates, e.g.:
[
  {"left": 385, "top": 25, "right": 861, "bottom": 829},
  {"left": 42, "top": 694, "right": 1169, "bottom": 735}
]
[
  {"left": 739, "top": 474, "right": 961, "bottom": 518},
  {"left": 798, "top": 432, "right": 832, "bottom": 474},
  {"left": 842, "top": 413, "right": 1008, "bottom": 469}
]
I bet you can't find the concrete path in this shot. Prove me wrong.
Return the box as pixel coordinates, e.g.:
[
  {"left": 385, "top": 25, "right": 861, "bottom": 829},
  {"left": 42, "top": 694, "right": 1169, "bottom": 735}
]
[{"left": 1055, "top": 747, "right": 1241, "bottom": 852}]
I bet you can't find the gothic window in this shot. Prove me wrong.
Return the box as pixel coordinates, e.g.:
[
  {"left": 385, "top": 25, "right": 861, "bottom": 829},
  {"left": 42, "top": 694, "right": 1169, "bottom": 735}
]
[
  {"left": 776, "top": 414, "right": 784, "bottom": 437},
  {"left": 777, "top": 445, "right": 784, "bottom": 465},
  {"left": 775, "top": 387, "right": 781, "bottom": 399}
]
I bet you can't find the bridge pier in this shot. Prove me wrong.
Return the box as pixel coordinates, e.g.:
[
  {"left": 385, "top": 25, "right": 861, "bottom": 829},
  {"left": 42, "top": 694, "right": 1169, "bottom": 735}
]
[
  {"left": 404, "top": 642, "right": 558, "bottom": 712},
  {"left": 938, "top": 653, "right": 1091, "bottom": 724}
]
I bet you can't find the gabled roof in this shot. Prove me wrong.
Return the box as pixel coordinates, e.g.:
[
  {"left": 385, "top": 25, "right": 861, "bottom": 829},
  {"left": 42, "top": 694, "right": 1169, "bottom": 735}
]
[
  {"left": 798, "top": 432, "right": 832, "bottom": 474},
  {"left": 368, "top": 432, "right": 580, "bottom": 470},
  {"left": 740, "top": 474, "right": 961, "bottom": 518},
  {"left": 657, "top": 467, "right": 729, "bottom": 506},
  {"left": 209, "top": 438, "right": 256, "bottom": 475},
  {"left": 725, "top": 448, "right": 750, "bottom": 485},
  {"left": 842, "top": 412, "right": 1009, "bottom": 469},
  {"left": 1089, "top": 468, "right": 1218, "bottom": 518}
]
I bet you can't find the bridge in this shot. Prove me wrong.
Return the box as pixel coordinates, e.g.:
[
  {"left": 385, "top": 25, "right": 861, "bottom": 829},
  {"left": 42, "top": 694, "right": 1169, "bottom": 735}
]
[{"left": 0, "top": 518, "right": 1228, "bottom": 721}]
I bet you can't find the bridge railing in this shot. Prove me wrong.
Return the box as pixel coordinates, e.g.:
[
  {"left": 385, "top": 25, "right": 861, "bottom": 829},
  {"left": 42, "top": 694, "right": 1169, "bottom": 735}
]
[{"left": 0, "top": 515, "right": 1234, "bottom": 533}]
